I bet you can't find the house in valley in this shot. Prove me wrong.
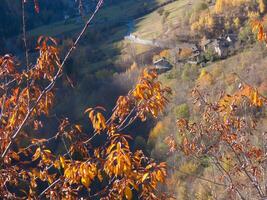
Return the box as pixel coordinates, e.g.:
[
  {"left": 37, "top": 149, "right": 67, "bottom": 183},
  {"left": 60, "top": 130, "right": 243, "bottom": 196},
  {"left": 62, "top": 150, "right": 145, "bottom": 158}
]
[
  {"left": 201, "top": 34, "right": 237, "bottom": 58},
  {"left": 213, "top": 39, "right": 229, "bottom": 58},
  {"left": 153, "top": 57, "right": 173, "bottom": 73}
]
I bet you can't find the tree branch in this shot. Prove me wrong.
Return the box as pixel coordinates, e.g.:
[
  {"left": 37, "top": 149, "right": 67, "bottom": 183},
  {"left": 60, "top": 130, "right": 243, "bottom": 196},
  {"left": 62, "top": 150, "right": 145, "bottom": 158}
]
[{"left": 1, "top": 0, "right": 104, "bottom": 159}]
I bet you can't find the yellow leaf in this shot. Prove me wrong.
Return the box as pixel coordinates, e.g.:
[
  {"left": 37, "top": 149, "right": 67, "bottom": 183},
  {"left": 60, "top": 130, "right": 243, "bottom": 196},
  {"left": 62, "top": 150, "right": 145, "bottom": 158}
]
[
  {"left": 141, "top": 173, "right": 149, "bottom": 182},
  {"left": 125, "top": 186, "right": 132, "bottom": 200},
  {"left": 30, "top": 178, "right": 37, "bottom": 188},
  {"left": 32, "top": 147, "right": 41, "bottom": 161},
  {"left": 117, "top": 142, "right": 121, "bottom": 152},
  {"left": 97, "top": 170, "right": 103, "bottom": 182},
  {"left": 253, "top": 90, "right": 258, "bottom": 105},
  {"left": 74, "top": 124, "right": 82, "bottom": 133},
  {"left": 258, "top": 99, "right": 263, "bottom": 107},
  {"left": 10, "top": 151, "right": 20, "bottom": 161},
  {"left": 9, "top": 111, "right": 17, "bottom": 127},
  {"left": 47, "top": 175, "right": 54, "bottom": 184},
  {"left": 43, "top": 149, "right": 51, "bottom": 154},
  {"left": 89, "top": 110, "right": 95, "bottom": 122},
  {"left": 81, "top": 177, "right": 90, "bottom": 188},
  {"left": 59, "top": 156, "right": 65, "bottom": 168},
  {"left": 54, "top": 160, "right": 61, "bottom": 169},
  {"left": 97, "top": 112, "right": 106, "bottom": 128},
  {"left": 129, "top": 180, "right": 139, "bottom": 191}
]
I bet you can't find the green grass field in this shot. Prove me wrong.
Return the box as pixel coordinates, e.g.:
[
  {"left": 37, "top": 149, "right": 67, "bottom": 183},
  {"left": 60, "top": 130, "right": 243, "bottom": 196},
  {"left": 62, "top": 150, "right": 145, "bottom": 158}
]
[{"left": 132, "top": 0, "right": 198, "bottom": 40}]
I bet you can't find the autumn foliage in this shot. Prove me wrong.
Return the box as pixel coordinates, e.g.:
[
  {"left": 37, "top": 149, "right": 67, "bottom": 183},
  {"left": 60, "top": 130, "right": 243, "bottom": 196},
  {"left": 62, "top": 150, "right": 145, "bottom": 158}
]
[
  {"left": 0, "top": 1, "right": 172, "bottom": 199},
  {"left": 4, "top": 0, "right": 267, "bottom": 199},
  {"left": 162, "top": 80, "right": 267, "bottom": 198},
  {"left": 0, "top": 39, "right": 170, "bottom": 198},
  {"left": 162, "top": 15, "right": 267, "bottom": 199}
]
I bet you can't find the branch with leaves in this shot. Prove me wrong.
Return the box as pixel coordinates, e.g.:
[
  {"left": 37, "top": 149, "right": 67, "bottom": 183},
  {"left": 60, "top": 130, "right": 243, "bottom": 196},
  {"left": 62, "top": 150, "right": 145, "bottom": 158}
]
[
  {"left": 1, "top": 0, "right": 104, "bottom": 159},
  {"left": 164, "top": 84, "right": 267, "bottom": 199},
  {"left": 0, "top": 1, "right": 172, "bottom": 198}
]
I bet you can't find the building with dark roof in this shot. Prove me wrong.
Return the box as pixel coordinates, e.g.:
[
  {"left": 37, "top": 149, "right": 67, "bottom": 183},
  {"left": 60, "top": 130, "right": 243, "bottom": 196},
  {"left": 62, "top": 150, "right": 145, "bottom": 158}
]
[{"left": 153, "top": 57, "right": 173, "bottom": 73}]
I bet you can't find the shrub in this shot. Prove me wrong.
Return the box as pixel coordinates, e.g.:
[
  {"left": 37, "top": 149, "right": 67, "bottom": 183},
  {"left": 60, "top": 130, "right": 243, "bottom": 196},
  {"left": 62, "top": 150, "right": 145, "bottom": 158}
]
[
  {"left": 238, "top": 24, "right": 254, "bottom": 44},
  {"left": 179, "top": 161, "right": 198, "bottom": 175},
  {"left": 179, "top": 48, "right": 193, "bottom": 59},
  {"left": 157, "top": 7, "right": 164, "bottom": 16},
  {"left": 148, "top": 117, "right": 172, "bottom": 146},
  {"left": 181, "top": 63, "right": 200, "bottom": 81},
  {"left": 173, "top": 103, "right": 190, "bottom": 119},
  {"left": 165, "top": 67, "right": 181, "bottom": 80},
  {"left": 150, "top": 142, "right": 169, "bottom": 160},
  {"left": 193, "top": 2, "right": 208, "bottom": 13},
  {"left": 197, "top": 69, "right": 214, "bottom": 87},
  {"left": 210, "top": 64, "right": 223, "bottom": 78},
  {"left": 149, "top": 121, "right": 165, "bottom": 143},
  {"left": 204, "top": 47, "right": 217, "bottom": 62}
]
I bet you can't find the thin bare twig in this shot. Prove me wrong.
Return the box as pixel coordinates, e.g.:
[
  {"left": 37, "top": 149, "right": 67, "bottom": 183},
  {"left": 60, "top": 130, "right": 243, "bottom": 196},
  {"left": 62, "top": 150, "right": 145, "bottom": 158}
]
[
  {"left": 21, "top": 0, "right": 30, "bottom": 111},
  {"left": 227, "top": 142, "right": 265, "bottom": 198},
  {"left": 168, "top": 163, "right": 227, "bottom": 187},
  {"left": 38, "top": 178, "right": 60, "bottom": 198},
  {"left": 21, "top": 0, "right": 29, "bottom": 69},
  {"left": 211, "top": 156, "right": 246, "bottom": 200}
]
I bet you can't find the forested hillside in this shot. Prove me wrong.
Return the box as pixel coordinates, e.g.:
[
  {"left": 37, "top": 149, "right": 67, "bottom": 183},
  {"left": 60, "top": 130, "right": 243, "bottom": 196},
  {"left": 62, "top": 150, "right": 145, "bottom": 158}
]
[{"left": 1, "top": 0, "right": 267, "bottom": 199}]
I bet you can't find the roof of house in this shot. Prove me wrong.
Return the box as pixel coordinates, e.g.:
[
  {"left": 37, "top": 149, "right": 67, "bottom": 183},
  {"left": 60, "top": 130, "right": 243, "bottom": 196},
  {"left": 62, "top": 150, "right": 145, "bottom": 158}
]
[
  {"left": 213, "top": 38, "right": 229, "bottom": 48},
  {"left": 225, "top": 34, "right": 237, "bottom": 43},
  {"left": 153, "top": 58, "right": 173, "bottom": 69},
  {"left": 154, "top": 57, "right": 169, "bottom": 64}
]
